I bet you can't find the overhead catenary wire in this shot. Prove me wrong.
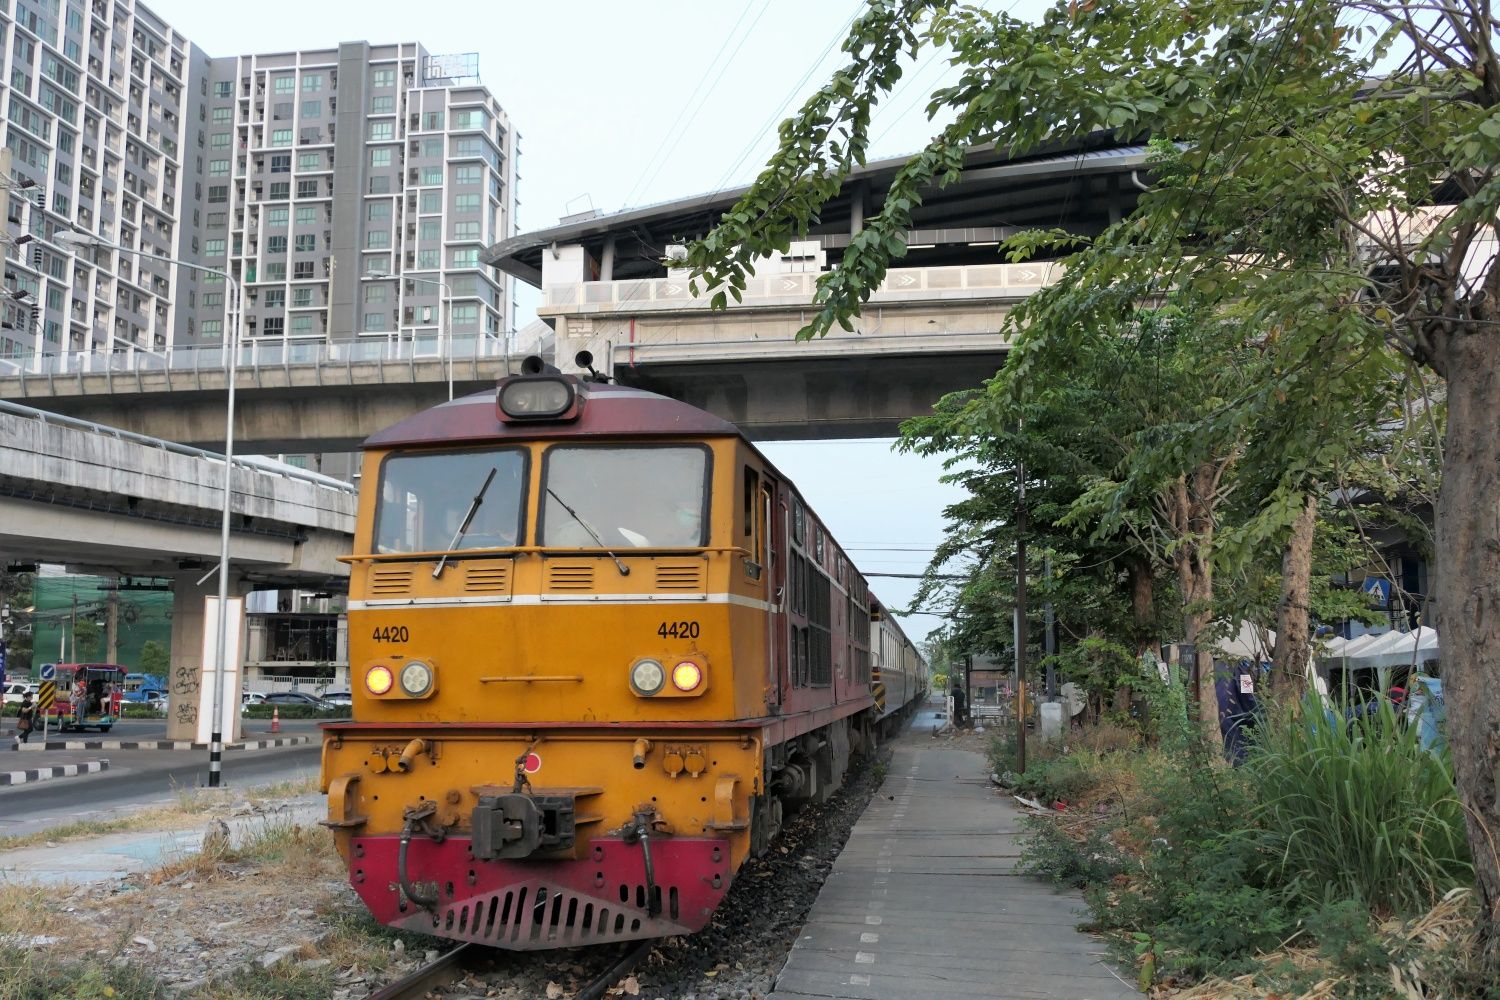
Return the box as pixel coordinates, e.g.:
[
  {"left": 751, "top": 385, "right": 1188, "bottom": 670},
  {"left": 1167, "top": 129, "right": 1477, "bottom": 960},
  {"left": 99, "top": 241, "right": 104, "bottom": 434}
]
[{"left": 621, "top": 0, "right": 773, "bottom": 210}]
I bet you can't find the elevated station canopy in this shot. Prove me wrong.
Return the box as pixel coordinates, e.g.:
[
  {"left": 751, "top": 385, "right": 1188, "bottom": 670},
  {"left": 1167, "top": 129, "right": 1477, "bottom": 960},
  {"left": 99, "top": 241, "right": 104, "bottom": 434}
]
[{"left": 486, "top": 134, "right": 1152, "bottom": 287}]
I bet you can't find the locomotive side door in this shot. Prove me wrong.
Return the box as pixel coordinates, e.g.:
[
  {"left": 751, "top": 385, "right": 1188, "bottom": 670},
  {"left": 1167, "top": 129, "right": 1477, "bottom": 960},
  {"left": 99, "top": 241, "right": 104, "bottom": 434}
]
[{"left": 766, "top": 478, "right": 789, "bottom": 710}]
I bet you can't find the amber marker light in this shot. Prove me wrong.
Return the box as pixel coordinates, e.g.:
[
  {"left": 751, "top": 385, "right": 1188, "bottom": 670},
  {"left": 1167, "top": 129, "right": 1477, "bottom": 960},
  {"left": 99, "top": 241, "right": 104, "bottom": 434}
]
[
  {"left": 671, "top": 660, "right": 704, "bottom": 692},
  {"left": 365, "top": 664, "right": 394, "bottom": 695}
]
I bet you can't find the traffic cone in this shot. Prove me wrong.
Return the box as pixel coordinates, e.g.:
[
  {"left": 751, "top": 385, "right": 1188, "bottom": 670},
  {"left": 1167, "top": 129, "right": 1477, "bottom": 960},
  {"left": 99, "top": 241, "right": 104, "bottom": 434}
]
[{"left": 270, "top": 706, "right": 281, "bottom": 733}]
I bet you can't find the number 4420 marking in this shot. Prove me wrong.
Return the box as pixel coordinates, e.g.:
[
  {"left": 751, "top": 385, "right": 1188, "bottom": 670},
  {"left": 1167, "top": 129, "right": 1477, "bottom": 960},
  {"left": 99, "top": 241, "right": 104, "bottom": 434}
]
[{"left": 657, "top": 621, "right": 700, "bottom": 639}]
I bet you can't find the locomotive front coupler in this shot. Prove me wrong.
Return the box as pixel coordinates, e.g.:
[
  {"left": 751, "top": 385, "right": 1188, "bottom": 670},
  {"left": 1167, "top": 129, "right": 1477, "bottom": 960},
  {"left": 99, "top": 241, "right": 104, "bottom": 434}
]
[{"left": 397, "top": 800, "right": 450, "bottom": 910}]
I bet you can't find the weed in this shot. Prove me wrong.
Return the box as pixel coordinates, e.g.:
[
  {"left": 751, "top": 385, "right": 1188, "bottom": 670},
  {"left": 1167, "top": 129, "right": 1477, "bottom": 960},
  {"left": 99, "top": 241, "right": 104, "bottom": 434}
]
[{"left": 1018, "top": 816, "right": 1127, "bottom": 889}]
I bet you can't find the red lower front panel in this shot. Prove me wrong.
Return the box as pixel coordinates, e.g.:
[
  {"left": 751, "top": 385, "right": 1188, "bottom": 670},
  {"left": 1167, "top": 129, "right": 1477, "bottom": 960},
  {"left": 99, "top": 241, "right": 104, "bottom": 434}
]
[{"left": 350, "top": 836, "right": 733, "bottom": 950}]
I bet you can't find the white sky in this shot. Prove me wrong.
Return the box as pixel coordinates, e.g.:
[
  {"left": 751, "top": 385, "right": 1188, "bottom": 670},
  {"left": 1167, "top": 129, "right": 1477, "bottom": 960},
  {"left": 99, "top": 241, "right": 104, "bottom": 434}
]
[{"left": 139, "top": 0, "right": 1044, "bottom": 641}]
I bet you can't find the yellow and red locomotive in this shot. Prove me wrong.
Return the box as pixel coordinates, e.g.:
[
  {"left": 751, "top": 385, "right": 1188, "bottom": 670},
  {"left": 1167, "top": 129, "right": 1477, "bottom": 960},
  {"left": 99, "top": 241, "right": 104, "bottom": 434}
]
[{"left": 320, "top": 365, "right": 925, "bottom": 949}]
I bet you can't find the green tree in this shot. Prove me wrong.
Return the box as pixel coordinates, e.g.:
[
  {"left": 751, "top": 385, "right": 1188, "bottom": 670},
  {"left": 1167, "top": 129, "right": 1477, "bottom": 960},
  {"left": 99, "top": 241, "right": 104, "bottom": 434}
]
[
  {"left": 71, "top": 618, "right": 102, "bottom": 661},
  {"left": 138, "top": 639, "right": 170, "bottom": 675},
  {"left": 686, "top": 0, "right": 1500, "bottom": 956}
]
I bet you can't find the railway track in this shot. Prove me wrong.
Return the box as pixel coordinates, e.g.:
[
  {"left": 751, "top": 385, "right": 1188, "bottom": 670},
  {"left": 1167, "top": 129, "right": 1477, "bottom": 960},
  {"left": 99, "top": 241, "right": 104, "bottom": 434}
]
[{"left": 364, "top": 938, "right": 654, "bottom": 1000}]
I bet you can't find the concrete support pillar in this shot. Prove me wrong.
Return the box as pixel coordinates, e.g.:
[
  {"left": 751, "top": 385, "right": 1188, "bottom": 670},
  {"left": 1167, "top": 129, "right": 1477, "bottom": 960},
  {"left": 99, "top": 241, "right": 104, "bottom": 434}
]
[{"left": 168, "top": 572, "right": 246, "bottom": 743}]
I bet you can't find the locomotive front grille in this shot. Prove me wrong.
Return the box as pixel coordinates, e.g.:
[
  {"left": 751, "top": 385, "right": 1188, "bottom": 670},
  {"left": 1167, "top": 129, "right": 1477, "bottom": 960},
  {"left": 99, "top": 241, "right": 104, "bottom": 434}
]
[
  {"left": 654, "top": 561, "right": 705, "bottom": 592},
  {"left": 463, "top": 562, "right": 512, "bottom": 595},
  {"left": 439, "top": 882, "right": 672, "bottom": 947},
  {"left": 369, "top": 568, "right": 413, "bottom": 595},
  {"left": 545, "top": 562, "right": 595, "bottom": 591}
]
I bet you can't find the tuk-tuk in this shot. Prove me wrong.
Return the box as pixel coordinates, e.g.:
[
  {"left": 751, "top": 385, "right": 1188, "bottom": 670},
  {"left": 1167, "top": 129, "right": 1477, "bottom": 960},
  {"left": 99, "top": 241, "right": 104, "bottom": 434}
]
[{"left": 48, "top": 663, "right": 126, "bottom": 732}]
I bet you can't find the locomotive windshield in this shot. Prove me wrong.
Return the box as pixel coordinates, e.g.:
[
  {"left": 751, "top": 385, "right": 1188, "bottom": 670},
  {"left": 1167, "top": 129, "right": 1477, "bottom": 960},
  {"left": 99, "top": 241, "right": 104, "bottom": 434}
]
[
  {"left": 541, "top": 445, "right": 709, "bottom": 548},
  {"left": 374, "top": 448, "right": 527, "bottom": 553}
]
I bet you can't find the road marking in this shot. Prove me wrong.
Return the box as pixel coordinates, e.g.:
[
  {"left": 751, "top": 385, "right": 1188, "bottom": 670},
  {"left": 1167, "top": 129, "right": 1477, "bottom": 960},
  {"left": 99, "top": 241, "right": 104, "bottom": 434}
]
[
  {"left": 855, "top": 952, "right": 876, "bottom": 964},
  {"left": 861, "top": 932, "right": 880, "bottom": 943}
]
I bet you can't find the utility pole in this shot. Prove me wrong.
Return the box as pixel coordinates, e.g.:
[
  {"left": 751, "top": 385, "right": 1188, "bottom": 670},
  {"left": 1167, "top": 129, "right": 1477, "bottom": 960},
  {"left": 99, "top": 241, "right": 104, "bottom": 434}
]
[
  {"left": 106, "top": 582, "right": 119, "bottom": 663},
  {"left": 1044, "top": 552, "right": 1057, "bottom": 698},
  {"left": 1014, "top": 455, "right": 1029, "bottom": 774}
]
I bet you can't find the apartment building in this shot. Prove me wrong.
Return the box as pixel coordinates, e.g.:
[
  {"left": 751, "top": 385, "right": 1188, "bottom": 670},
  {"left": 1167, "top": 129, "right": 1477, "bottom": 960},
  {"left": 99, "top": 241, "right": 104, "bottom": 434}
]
[{"left": 1, "top": 0, "right": 518, "bottom": 359}]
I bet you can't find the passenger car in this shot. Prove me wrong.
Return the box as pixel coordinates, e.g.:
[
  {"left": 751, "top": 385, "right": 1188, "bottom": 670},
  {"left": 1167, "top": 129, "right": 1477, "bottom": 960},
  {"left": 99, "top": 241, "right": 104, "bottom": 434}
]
[
  {"left": 4, "top": 681, "right": 39, "bottom": 705},
  {"left": 263, "top": 691, "right": 336, "bottom": 710},
  {"left": 321, "top": 690, "right": 353, "bottom": 707}
]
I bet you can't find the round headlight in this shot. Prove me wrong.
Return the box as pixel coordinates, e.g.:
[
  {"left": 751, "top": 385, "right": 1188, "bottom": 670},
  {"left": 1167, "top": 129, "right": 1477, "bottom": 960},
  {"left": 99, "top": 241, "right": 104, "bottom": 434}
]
[
  {"left": 671, "top": 660, "right": 703, "bottom": 692},
  {"left": 630, "top": 658, "right": 666, "bottom": 696},
  {"left": 399, "top": 660, "right": 433, "bottom": 697},
  {"left": 365, "top": 664, "right": 394, "bottom": 696}
]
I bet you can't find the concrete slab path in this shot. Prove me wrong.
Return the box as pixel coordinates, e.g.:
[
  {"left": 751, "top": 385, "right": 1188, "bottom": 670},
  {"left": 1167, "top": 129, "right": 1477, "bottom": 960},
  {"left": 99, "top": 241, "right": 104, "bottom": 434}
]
[{"left": 769, "top": 742, "right": 1137, "bottom": 1000}]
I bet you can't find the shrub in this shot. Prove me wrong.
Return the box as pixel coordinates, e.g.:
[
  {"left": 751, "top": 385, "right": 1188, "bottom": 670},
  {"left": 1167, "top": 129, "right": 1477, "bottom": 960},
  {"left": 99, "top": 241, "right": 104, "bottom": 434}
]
[
  {"left": 1014, "top": 756, "right": 1094, "bottom": 804},
  {"left": 1019, "top": 817, "right": 1127, "bottom": 889},
  {"left": 1246, "top": 698, "right": 1473, "bottom": 914}
]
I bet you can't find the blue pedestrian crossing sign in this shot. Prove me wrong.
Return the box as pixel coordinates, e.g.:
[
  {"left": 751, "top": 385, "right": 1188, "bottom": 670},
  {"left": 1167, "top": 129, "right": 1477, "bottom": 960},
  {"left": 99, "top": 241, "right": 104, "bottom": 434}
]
[{"left": 40, "top": 662, "right": 56, "bottom": 681}]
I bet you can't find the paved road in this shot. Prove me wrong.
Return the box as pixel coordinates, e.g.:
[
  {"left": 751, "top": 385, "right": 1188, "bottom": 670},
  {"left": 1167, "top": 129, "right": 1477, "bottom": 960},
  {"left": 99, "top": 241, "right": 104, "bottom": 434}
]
[
  {"left": 11, "top": 716, "right": 327, "bottom": 742},
  {"left": 0, "top": 741, "right": 321, "bottom": 839}
]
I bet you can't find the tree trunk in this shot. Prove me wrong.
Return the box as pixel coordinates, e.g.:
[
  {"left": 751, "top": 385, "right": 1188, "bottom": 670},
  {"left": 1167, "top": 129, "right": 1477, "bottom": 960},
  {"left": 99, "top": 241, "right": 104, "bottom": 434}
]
[
  {"left": 1116, "top": 557, "right": 1156, "bottom": 712},
  {"left": 1433, "top": 338, "right": 1500, "bottom": 967},
  {"left": 1272, "top": 492, "right": 1317, "bottom": 702}
]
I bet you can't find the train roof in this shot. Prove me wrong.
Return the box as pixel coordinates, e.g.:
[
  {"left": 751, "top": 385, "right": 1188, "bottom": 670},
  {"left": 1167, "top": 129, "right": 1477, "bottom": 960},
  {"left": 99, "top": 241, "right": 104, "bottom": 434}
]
[{"left": 363, "top": 382, "right": 744, "bottom": 449}]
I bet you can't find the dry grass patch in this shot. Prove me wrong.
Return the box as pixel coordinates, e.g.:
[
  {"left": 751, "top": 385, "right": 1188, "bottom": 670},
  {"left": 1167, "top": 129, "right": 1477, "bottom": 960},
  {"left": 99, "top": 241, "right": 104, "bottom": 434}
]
[{"left": 0, "top": 775, "right": 320, "bottom": 853}]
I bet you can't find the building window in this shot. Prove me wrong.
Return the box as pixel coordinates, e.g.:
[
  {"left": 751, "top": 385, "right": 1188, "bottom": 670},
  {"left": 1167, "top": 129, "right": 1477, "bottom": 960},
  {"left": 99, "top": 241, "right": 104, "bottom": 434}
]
[
  {"left": 267, "top": 207, "right": 289, "bottom": 226},
  {"left": 265, "top": 289, "right": 285, "bottom": 307},
  {"left": 367, "top": 201, "right": 391, "bottom": 222},
  {"left": 372, "top": 68, "right": 395, "bottom": 87},
  {"left": 264, "top": 316, "right": 285, "bottom": 336},
  {"left": 420, "top": 166, "right": 442, "bottom": 186},
  {"left": 420, "top": 190, "right": 441, "bottom": 213},
  {"left": 364, "top": 284, "right": 387, "bottom": 304},
  {"left": 297, "top": 180, "right": 319, "bottom": 198},
  {"left": 451, "top": 248, "right": 479, "bottom": 267},
  {"left": 452, "top": 109, "right": 486, "bottom": 130},
  {"left": 290, "top": 315, "right": 314, "bottom": 334},
  {"left": 271, "top": 129, "right": 292, "bottom": 147},
  {"left": 210, "top": 132, "right": 230, "bottom": 149},
  {"left": 202, "top": 319, "right": 223, "bottom": 339},
  {"left": 419, "top": 218, "right": 440, "bottom": 242},
  {"left": 455, "top": 165, "right": 481, "bottom": 185},
  {"left": 451, "top": 303, "right": 479, "bottom": 324},
  {"left": 214, "top": 81, "right": 233, "bottom": 98},
  {"left": 365, "top": 256, "right": 391, "bottom": 275},
  {"left": 269, "top": 181, "right": 291, "bottom": 199},
  {"left": 208, "top": 159, "right": 229, "bottom": 176},
  {"left": 453, "top": 137, "right": 482, "bottom": 157},
  {"left": 301, "top": 75, "right": 323, "bottom": 93},
  {"left": 454, "top": 193, "right": 480, "bottom": 212},
  {"left": 300, "top": 100, "right": 321, "bottom": 120},
  {"left": 292, "top": 288, "right": 313, "bottom": 307},
  {"left": 417, "top": 249, "right": 440, "bottom": 268},
  {"left": 369, "top": 148, "right": 391, "bottom": 168},
  {"left": 207, "top": 212, "right": 227, "bottom": 228},
  {"left": 212, "top": 107, "right": 231, "bottom": 123},
  {"left": 295, "top": 234, "right": 316, "bottom": 252},
  {"left": 205, "top": 238, "right": 226, "bottom": 256},
  {"left": 422, "top": 111, "right": 444, "bottom": 130},
  {"left": 452, "top": 221, "right": 480, "bottom": 240},
  {"left": 366, "top": 229, "right": 391, "bottom": 249},
  {"left": 270, "top": 154, "right": 291, "bottom": 173},
  {"left": 371, "top": 95, "right": 394, "bottom": 113},
  {"left": 267, "top": 235, "right": 288, "bottom": 254},
  {"left": 273, "top": 101, "right": 293, "bottom": 121},
  {"left": 294, "top": 261, "right": 314, "bottom": 279},
  {"left": 204, "top": 292, "right": 224, "bottom": 308},
  {"left": 364, "top": 311, "right": 387, "bottom": 331},
  {"left": 295, "top": 206, "right": 317, "bottom": 225},
  {"left": 297, "top": 152, "right": 321, "bottom": 170},
  {"left": 420, "top": 137, "right": 442, "bottom": 158},
  {"left": 369, "top": 175, "right": 390, "bottom": 194},
  {"left": 369, "top": 121, "right": 394, "bottom": 141},
  {"left": 266, "top": 262, "right": 287, "bottom": 280},
  {"left": 273, "top": 76, "right": 295, "bottom": 95}
]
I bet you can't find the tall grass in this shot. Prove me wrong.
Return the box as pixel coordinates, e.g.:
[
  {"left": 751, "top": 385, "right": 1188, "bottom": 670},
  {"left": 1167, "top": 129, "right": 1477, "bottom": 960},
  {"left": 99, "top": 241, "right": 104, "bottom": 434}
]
[{"left": 1246, "top": 698, "right": 1473, "bottom": 915}]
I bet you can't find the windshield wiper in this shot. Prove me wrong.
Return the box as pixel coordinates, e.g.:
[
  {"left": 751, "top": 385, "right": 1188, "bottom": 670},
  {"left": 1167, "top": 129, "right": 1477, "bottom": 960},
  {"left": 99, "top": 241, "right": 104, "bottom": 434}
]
[
  {"left": 433, "top": 467, "right": 498, "bottom": 579},
  {"left": 546, "top": 487, "right": 630, "bottom": 576}
]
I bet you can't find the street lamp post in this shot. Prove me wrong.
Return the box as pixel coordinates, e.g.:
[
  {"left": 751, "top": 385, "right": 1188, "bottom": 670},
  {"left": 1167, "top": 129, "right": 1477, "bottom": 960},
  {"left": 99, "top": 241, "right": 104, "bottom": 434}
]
[{"left": 55, "top": 228, "right": 242, "bottom": 787}]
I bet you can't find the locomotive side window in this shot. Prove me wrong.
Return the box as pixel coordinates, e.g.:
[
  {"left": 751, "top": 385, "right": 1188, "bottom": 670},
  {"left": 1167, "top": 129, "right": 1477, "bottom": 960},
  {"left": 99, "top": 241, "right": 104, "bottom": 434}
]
[
  {"left": 541, "top": 445, "right": 710, "bottom": 548},
  {"left": 374, "top": 448, "right": 527, "bottom": 553}
]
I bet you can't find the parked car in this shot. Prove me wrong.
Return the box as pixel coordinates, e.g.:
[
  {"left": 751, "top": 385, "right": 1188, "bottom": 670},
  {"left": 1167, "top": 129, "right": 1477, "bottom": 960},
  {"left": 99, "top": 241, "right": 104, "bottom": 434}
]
[
  {"left": 121, "top": 689, "right": 167, "bottom": 714},
  {"left": 3, "top": 681, "right": 39, "bottom": 705},
  {"left": 261, "top": 691, "right": 337, "bottom": 711},
  {"left": 320, "top": 690, "right": 352, "bottom": 707},
  {"left": 241, "top": 691, "right": 267, "bottom": 714}
]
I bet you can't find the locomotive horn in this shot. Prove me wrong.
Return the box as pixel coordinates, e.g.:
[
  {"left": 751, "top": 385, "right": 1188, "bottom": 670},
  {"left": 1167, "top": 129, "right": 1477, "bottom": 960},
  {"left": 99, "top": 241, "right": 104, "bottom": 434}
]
[
  {"left": 575, "top": 350, "right": 612, "bottom": 384},
  {"left": 520, "top": 355, "right": 560, "bottom": 375}
]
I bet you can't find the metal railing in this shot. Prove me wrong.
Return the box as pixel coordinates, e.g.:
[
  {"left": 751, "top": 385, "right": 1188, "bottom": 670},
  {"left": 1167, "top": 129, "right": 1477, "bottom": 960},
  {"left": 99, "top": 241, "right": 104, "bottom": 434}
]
[
  {"left": 0, "top": 330, "right": 516, "bottom": 378},
  {"left": 0, "top": 397, "right": 356, "bottom": 495}
]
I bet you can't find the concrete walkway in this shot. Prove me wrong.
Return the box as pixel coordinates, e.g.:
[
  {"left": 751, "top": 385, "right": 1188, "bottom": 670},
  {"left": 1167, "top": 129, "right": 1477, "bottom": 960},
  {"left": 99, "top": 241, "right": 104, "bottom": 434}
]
[{"left": 769, "top": 743, "right": 1137, "bottom": 1000}]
